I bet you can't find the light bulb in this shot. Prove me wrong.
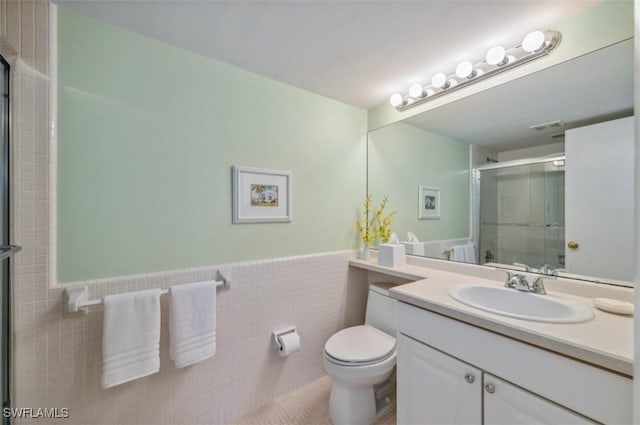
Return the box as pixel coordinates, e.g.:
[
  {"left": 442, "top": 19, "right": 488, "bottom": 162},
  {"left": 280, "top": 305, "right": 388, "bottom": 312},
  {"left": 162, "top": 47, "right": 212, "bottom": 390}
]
[
  {"left": 389, "top": 93, "right": 404, "bottom": 107},
  {"left": 409, "top": 83, "right": 424, "bottom": 98},
  {"left": 431, "top": 73, "right": 448, "bottom": 89},
  {"left": 455, "top": 61, "right": 476, "bottom": 79},
  {"left": 522, "top": 30, "right": 545, "bottom": 53},
  {"left": 486, "top": 46, "right": 507, "bottom": 66}
]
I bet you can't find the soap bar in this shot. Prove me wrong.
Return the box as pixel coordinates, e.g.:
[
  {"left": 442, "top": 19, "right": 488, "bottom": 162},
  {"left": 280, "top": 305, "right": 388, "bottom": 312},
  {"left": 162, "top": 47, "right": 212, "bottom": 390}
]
[{"left": 592, "top": 298, "right": 634, "bottom": 315}]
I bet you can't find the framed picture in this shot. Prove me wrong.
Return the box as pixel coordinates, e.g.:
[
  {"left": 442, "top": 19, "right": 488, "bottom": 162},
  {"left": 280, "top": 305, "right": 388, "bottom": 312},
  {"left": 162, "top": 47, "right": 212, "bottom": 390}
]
[
  {"left": 419, "top": 186, "right": 440, "bottom": 219},
  {"left": 232, "top": 166, "right": 292, "bottom": 223}
]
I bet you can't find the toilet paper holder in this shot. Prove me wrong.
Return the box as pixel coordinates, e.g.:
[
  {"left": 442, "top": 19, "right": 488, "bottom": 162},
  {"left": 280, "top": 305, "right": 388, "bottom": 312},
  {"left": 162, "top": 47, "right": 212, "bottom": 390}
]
[{"left": 272, "top": 327, "right": 301, "bottom": 356}]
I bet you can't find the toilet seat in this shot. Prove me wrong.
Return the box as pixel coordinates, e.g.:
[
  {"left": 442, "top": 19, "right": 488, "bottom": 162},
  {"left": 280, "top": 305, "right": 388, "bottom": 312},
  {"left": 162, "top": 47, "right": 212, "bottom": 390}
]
[{"left": 324, "top": 325, "right": 396, "bottom": 366}]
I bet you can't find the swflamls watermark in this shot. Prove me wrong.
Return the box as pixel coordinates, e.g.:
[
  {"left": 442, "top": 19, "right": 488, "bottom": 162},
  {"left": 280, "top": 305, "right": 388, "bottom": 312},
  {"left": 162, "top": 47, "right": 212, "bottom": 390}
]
[{"left": 2, "top": 407, "right": 70, "bottom": 419}]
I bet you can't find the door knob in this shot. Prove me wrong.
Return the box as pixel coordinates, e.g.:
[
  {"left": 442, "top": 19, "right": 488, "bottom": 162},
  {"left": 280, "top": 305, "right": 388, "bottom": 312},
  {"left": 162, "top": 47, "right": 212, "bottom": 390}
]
[
  {"left": 567, "top": 241, "right": 579, "bottom": 249},
  {"left": 464, "top": 373, "right": 475, "bottom": 383},
  {"left": 484, "top": 383, "right": 496, "bottom": 394}
]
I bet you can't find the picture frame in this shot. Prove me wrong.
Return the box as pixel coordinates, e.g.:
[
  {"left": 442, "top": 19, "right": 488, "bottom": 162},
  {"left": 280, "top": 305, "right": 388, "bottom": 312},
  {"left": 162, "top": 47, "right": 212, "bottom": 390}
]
[
  {"left": 418, "top": 186, "right": 440, "bottom": 219},
  {"left": 232, "top": 166, "right": 292, "bottom": 224}
]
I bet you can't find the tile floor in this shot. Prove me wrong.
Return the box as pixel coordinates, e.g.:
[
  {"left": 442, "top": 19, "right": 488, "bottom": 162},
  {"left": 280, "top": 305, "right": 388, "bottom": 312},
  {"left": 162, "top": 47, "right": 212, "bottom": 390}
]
[{"left": 230, "top": 375, "right": 396, "bottom": 425}]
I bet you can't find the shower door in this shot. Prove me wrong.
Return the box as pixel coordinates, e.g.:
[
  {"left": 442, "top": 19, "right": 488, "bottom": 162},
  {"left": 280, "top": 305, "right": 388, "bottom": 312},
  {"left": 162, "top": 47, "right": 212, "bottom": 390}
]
[{"left": 478, "top": 160, "right": 565, "bottom": 270}]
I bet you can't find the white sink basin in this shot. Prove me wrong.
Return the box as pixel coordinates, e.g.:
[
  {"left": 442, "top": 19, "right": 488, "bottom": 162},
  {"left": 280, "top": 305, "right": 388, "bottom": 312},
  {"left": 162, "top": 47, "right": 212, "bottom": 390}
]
[{"left": 448, "top": 284, "right": 594, "bottom": 323}]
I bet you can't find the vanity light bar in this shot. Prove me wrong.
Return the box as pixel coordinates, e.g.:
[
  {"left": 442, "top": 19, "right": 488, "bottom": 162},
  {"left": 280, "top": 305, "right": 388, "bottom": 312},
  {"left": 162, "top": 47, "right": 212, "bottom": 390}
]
[{"left": 390, "top": 30, "right": 561, "bottom": 111}]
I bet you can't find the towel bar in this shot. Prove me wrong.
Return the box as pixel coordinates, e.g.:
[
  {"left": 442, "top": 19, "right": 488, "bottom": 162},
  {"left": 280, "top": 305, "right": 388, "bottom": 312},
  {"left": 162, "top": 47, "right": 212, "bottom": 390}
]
[{"left": 64, "top": 269, "right": 231, "bottom": 314}]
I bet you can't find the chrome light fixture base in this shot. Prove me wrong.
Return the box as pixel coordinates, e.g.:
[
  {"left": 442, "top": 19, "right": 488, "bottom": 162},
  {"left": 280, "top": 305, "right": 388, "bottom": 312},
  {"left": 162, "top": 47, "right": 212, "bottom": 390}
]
[{"left": 393, "top": 30, "right": 561, "bottom": 111}]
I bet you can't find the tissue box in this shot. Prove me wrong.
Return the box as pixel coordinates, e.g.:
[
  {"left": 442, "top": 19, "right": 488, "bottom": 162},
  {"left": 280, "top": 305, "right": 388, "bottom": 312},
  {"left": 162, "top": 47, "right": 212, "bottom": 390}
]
[
  {"left": 378, "top": 244, "right": 406, "bottom": 268},
  {"left": 401, "top": 242, "right": 425, "bottom": 256}
]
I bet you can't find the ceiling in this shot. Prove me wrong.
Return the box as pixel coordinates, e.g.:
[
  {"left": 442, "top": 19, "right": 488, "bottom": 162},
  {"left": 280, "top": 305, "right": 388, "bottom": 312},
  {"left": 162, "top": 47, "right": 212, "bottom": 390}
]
[
  {"left": 54, "top": 0, "right": 599, "bottom": 109},
  {"left": 402, "top": 39, "right": 634, "bottom": 151}
]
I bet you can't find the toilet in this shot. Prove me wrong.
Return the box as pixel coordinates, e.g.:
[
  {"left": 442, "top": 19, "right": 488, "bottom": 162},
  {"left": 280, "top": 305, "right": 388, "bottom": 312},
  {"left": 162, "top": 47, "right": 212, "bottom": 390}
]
[{"left": 323, "top": 282, "right": 397, "bottom": 425}]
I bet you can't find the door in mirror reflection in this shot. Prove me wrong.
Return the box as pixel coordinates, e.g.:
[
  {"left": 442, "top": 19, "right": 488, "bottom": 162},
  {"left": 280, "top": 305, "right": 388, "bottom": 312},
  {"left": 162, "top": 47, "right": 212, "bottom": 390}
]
[{"left": 564, "top": 117, "right": 634, "bottom": 282}]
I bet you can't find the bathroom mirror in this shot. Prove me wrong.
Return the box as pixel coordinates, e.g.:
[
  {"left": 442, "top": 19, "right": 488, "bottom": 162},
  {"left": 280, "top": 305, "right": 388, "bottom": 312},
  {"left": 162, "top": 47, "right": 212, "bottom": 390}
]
[{"left": 367, "top": 39, "right": 634, "bottom": 286}]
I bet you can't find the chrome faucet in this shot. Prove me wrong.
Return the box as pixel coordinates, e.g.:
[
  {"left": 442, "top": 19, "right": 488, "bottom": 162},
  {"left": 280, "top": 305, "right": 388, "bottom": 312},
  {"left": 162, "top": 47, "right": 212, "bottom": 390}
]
[
  {"left": 538, "top": 264, "right": 565, "bottom": 276},
  {"left": 538, "top": 263, "right": 553, "bottom": 275},
  {"left": 502, "top": 271, "right": 550, "bottom": 295}
]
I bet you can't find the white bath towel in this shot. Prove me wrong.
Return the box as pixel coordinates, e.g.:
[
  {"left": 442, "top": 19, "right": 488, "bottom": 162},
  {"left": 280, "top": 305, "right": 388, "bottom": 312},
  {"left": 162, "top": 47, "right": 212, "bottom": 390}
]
[
  {"left": 169, "top": 280, "right": 217, "bottom": 368},
  {"left": 463, "top": 243, "right": 477, "bottom": 264},
  {"left": 102, "top": 289, "right": 162, "bottom": 389},
  {"left": 450, "top": 245, "right": 466, "bottom": 262}
]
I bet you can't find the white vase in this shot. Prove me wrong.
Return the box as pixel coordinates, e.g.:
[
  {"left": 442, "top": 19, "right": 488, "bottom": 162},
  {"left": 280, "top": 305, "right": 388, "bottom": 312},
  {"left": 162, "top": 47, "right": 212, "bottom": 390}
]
[{"left": 361, "top": 245, "right": 371, "bottom": 260}]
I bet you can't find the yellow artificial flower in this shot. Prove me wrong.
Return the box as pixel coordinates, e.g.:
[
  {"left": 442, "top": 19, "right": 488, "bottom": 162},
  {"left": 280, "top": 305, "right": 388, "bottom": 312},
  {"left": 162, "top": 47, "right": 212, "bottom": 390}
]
[{"left": 355, "top": 195, "right": 397, "bottom": 246}]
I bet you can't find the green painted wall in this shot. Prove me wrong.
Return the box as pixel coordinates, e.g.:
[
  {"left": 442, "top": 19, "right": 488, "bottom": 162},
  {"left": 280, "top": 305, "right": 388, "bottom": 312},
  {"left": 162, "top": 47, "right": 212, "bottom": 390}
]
[
  {"left": 57, "top": 7, "right": 367, "bottom": 282},
  {"left": 368, "top": 122, "right": 470, "bottom": 243}
]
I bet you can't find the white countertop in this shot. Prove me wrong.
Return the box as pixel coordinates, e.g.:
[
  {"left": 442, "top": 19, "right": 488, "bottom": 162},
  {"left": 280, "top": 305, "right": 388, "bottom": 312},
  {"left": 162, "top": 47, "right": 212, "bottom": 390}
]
[{"left": 350, "top": 259, "right": 633, "bottom": 377}]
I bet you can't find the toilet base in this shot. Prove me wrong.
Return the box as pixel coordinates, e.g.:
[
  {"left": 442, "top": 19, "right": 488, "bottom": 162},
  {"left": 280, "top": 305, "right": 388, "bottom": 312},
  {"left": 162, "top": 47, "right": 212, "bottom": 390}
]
[
  {"left": 328, "top": 373, "right": 396, "bottom": 425},
  {"left": 329, "top": 381, "right": 376, "bottom": 425}
]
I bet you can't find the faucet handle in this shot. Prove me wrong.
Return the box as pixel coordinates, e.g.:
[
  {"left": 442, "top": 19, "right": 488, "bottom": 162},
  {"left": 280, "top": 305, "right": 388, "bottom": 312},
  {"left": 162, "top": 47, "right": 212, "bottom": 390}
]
[
  {"left": 513, "top": 262, "right": 532, "bottom": 272},
  {"left": 531, "top": 276, "right": 549, "bottom": 295},
  {"left": 496, "top": 269, "right": 515, "bottom": 287}
]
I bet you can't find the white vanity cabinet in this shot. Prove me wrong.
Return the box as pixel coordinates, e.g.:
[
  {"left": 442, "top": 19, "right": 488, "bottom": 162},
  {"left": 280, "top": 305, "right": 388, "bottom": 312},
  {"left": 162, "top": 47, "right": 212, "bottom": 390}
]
[
  {"left": 398, "top": 334, "right": 594, "bottom": 424},
  {"left": 397, "top": 302, "right": 632, "bottom": 424}
]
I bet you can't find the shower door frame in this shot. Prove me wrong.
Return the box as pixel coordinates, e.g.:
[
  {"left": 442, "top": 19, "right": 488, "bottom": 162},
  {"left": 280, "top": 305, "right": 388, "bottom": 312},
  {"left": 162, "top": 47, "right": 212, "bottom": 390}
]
[{"left": 0, "top": 53, "right": 11, "bottom": 425}]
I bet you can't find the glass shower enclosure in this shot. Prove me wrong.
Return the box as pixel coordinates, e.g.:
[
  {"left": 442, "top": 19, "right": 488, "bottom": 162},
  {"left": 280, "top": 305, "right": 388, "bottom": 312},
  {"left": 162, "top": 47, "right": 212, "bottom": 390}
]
[{"left": 476, "top": 157, "right": 565, "bottom": 271}]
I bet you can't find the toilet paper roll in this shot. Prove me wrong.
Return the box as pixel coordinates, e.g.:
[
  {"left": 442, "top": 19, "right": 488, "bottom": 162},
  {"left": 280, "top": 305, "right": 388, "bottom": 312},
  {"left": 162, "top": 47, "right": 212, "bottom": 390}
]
[{"left": 276, "top": 331, "right": 301, "bottom": 357}]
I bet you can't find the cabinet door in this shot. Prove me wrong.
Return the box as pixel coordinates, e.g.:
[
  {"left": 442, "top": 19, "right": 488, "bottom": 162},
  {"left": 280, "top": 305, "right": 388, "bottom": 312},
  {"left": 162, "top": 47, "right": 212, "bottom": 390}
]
[
  {"left": 484, "top": 374, "right": 596, "bottom": 424},
  {"left": 397, "top": 334, "right": 482, "bottom": 425}
]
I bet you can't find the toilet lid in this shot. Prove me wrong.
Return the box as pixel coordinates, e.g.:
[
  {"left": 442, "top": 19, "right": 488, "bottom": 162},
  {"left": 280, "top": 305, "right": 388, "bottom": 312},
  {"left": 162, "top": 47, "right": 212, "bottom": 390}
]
[{"left": 325, "top": 325, "right": 396, "bottom": 364}]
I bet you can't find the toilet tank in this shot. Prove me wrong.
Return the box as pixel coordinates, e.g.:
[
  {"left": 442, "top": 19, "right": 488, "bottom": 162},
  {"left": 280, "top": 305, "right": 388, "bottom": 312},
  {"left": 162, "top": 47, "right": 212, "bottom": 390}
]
[{"left": 365, "top": 282, "right": 398, "bottom": 337}]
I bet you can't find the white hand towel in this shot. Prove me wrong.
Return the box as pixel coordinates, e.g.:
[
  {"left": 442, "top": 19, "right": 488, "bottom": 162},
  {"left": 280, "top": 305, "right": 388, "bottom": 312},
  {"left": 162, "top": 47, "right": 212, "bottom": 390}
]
[
  {"left": 169, "top": 281, "right": 217, "bottom": 368},
  {"left": 463, "top": 243, "right": 477, "bottom": 264},
  {"left": 102, "top": 289, "right": 162, "bottom": 389},
  {"left": 450, "top": 245, "right": 466, "bottom": 262}
]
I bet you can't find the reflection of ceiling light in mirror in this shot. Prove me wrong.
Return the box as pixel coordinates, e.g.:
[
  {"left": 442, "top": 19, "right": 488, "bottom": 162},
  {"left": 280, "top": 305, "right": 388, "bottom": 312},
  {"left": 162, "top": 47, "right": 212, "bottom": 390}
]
[
  {"left": 522, "top": 30, "right": 546, "bottom": 53},
  {"left": 389, "top": 29, "right": 561, "bottom": 111},
  {"left": 552, "top": 159, "right": 565, "bottom": 167}
]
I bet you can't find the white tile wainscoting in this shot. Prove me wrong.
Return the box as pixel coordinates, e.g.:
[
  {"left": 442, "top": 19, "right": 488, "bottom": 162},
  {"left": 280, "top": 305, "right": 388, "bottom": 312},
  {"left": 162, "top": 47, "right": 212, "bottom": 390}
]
[{"left": 16, "top": 250, "right": 368, "bottom": 425}]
